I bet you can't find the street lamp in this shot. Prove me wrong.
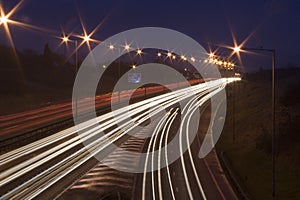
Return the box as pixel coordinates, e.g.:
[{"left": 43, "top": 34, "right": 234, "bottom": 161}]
[
  {"left": 233, "top": 46, "right": 241, "bottom": 53},
  {"left": 234, "top": 46, "right": 276, "bottom": 198},
  {"left": 62, "top": 36, "right": 69, "bottom": 43},
  {"left": 62, "top": 36, "right": 78, "bottom": 74},
  {"left": 124, "top": 44, "right": 130, "bottom": 51},
  {"left": 109, "top": 44, "right": 114, "bottom": 50},
  {"left": 108, "top": 44, "right": 123, "bottom": 101},
  {"left": 62, "top": 36, "right": 79, "bottom": 119},
  {"left": 83, "top": 35, "right": 91, "bottom": 43},
  {"left": 0, "top": 15, "right": 8, "bottom": 26},
  {"left": 137, "top": 49, "right": 142, "bottom": 55}
]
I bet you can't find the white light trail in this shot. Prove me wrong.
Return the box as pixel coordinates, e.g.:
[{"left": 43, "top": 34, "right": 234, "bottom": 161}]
[
  {"left": 0, "top": 78, "right": 241, "bottom": 199},
  {"left": 158, "top": 109, "right": 178, "bottom": 200}
]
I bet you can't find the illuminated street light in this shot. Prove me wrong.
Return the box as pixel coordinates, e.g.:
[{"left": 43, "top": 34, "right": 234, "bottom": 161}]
[
  {"left": 132, "top": 64, "right": 136, "bottom": 69},
  {"left": 209, "top": 52, "right": 214, "bottom": 57},
  {"left": 109, "top": 44, "right": 114, "bottom": 50},
  {"left": 0, "top": 1, "right": 42, "bottom": 52},
  {"left": 83, "top": 35, "right": 91, "bottom": 42},
  {"left": 124, "top": 44, "right": 130, "bottom": 51},
  {"left": 107, "top": 43, "right": 123, "bottom": 100},
  {"left": 172, "top": 55, "right": 176, "bottom": 60},
  {"left": 180, "top": 55, "right": 187, "bottom": 61},
  {"left": 191, "top": 57, "right": 196, "bottom": 62},
  {"left": 167, "top": 52, "right": 172, "bottom": 57},
  {"left": 62, "top": 36, "right": 69, "bottom": 43},
  {"left": 157, "top": 52, "right": 162, "bottom": 57},
  {"left": 235, "top": 72, "right": 241, "bottom": 77},
  {"left": 233, "top": 46, "right": 241, "bottom": 53},
  {"left": 61, "top": 35, "right": 78, "bottom": 118},
  {"left": 0, "top": 15, "right": 8, "bottom": 25},
  {"left": 232, "top": 44, "right": 276, "bottom": 197},
  {"left": 137, "top": 49, "right": 142, "bottom": 55}
]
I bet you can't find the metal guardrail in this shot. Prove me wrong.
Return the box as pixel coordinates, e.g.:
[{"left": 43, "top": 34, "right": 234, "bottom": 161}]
[{"left": 219, "top": 151, "right": 250, "bottom": 200}]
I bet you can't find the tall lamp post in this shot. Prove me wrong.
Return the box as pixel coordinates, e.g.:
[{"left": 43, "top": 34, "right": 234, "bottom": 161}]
[
  {"left": 108, "top": 44, "right": 121, "bottom": 102},
  {"left": 234, "top": 46, "right": 276, "bottom": 198},
  {"left": 62, "top": 36, "right": 81, "bottom": 120}
]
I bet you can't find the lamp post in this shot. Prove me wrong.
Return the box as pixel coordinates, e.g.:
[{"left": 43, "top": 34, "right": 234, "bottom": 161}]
[
  {"left": 62, "top": 36, "right": 79, "bottom": 119},
  {"left": 109, "top": 44, "right": 122, "bottom": 102},
  {"left": 234, "top": 46, "right": 276, "bottom": 198}
]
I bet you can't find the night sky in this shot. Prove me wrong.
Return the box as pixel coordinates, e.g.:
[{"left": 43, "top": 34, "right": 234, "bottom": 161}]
[{"left": 1, "top": 0, "right": 300, "bottom": 71}]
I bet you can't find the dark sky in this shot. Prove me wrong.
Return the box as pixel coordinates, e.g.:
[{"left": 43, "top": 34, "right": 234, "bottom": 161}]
[{"left": 1, "top": 0, "right": 300, "bottom": 71}]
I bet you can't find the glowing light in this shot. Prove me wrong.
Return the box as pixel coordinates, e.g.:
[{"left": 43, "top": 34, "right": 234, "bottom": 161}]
[
  {"left": 137, "top": 49, "right": 142, "bottom": 55},
  {"left": 0, "top": 0, "right": 28, "bottom": 85},
  {"left": 218, "top": 61, "right": 223, "bottom": 65},
  {"left": 103, "top": 65, "right": 106, "bottom": 68},
  {"left": 132, "top": 64, "right": 136, "bottom": 69},
  {"left": 0, "top": 0, "right": 37, "bottom": 32},
  {"left": 180, "top": 55, "right": 187, "bottom": 61},
  {"left": 83, "top": 35, "right": 91, "bottom": 42},
  {"left": 233, "top": 46, "right": 241, "bottom": 53},
  {"left": 172, "top": 55, "right": 176, "bottom": 59},
  {"left": 109, "top": 45, "right": 114, "bottom": 50},
  {"left": 62, "top": 36, "right": 69, "bottom": 43},
  {"left": 191, "top": 57, "right": 195, "bottom": 62},
  {"left": 157, "top": 52, "right": 162, "bottom": 57},
  {"left": 209, "top": 52, "right": 214, "bottom": 57},
  {"left": 0, "top": 15, "right": 8, "bottom": 25},
  {"left": 124, "top": 44, "right": 130, "bottom": 50},
  {"left": 74, "top": 11, "right": 101, "bottom": 52},
  {"left": 204, "top": 59, "right": 208, "bottom": 63},
  {"left": 228, "top": 29, "right": 244, "bottom": 65},
  {"left": 167, "top": 52, "right": 172, "bottom": 57}
]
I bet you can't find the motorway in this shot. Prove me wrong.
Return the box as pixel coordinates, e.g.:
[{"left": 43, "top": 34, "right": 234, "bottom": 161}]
[
  {"left": 0, "top": 80, "right": 202, "bottom": 150},
  {"left": 59, "top": 115, "right": 163, "bottom": 200},
  {"left": 0, "top": 78, "right": 240, "bottom": 199}
]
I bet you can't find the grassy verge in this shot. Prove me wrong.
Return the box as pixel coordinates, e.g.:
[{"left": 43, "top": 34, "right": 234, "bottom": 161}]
[
  {"left": 0, "top": 89, "right": 72, "bottom": 115},
  {"left": 217, "top": 76, "right": 300, "bottom": 200}
]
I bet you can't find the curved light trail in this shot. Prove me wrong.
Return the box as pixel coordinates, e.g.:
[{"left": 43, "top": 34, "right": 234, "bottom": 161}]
[{"left": 0, "top": 78, "right": 240, "bottom": 200}]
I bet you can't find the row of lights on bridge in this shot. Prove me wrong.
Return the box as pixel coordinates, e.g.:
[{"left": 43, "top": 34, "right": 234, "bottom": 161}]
[{"left": 100, "top": 43, "right": 236, "bottom": 70}]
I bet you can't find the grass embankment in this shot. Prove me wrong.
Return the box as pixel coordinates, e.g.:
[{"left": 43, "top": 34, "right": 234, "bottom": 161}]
[{"left": 217, "top": 70, "right": 300, "bottom": 200}]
